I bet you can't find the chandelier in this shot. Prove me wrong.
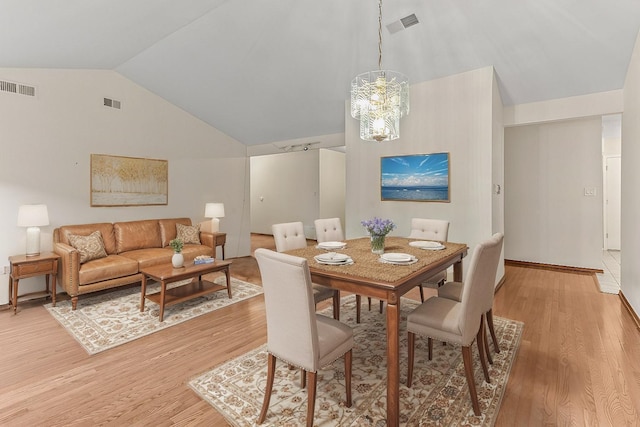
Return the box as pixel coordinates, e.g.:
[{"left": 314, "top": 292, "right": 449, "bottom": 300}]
[{"left": 351, "top": 0, "right": 409, "bottom": 142}]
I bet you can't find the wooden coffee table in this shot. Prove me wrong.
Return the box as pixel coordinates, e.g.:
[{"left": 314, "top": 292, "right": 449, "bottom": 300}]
[{"left": 140, "top": 260, "right": 233, "bottom": 322}]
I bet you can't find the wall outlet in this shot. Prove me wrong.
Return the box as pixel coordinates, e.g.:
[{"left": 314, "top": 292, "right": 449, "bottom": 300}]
[
  {"left": 584, "top": 187, "right": 597, "bottom": 196},
  {"left": 3, "top": 266, "right": 9, "bottom": 275}
]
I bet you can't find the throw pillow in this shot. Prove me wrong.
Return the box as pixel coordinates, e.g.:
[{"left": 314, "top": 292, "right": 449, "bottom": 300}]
[
  {"left": 176, "top": 223, "right": 201, "bottom": 245},
  {"left": 67, "top": 230, "right": 108, "bottom": 264}
]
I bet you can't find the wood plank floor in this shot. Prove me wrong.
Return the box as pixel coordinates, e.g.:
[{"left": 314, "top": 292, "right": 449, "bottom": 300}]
[{"left": 1, "top": 234, "right": 639, "bottom": 426}]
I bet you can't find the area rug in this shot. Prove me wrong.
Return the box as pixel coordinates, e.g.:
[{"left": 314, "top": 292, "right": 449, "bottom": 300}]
[
  {"left": 45, "top": 277, "right": 263, "bottom": 355},
  {"left": 189, "top": 296, "right": 523, "bottom": 426}
]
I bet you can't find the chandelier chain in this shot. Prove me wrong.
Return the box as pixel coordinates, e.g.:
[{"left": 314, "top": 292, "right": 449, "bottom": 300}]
[{"left": 378, "top": 0, "right": 383, "bottom": 70}]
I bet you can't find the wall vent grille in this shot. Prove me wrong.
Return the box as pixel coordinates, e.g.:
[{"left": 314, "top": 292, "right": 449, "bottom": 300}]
[
  {"left": 103, "top": 97, "right": 121, "bottom": 109},
  {"left": 0, "top": 80, "right": 36, "bottom": 97},
  {"left": 400, "top": 14, "right": 419, "bottom": 28}
]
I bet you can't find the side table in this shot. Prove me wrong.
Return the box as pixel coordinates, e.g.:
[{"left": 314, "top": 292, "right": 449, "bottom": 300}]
[
  {"left": 8, "top": 252, "right": 60, "bottom": 314},
  {"left": 213, "top": 232, "right": 226, "bottom": 260}
]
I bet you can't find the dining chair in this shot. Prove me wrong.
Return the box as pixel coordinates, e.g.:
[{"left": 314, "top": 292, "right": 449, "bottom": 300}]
[
  {"left": 406, "top": 233, "right": 503, "bottom": 416},
  {"left": 408, "top": 218, "right": 451, "bottom": 301},
  {"left": 254, "top": 248, "right": 353, "bottom": 426},
  {"left": 437, "top": 233, "right": 504, "bottom": 364},
  {"left": 314, "top": 217, "right": 370, "bottom": 324},
  {"left": 272, "top": 221, "right": 340, "bottom": 320}
]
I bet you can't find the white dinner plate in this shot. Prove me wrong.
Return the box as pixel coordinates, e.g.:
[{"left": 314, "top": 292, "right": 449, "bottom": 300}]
[
  {"left": 317, "top": 241, "right": 347, "bottom": 250},
  {"left": 315, "top": 252, "right": 350, "bottom": 263},
  {"left": 409, "top": 241, "right": 445, "bottom": 250},
  {"left": 381, "top": 253, "right": 413, "bottom": 263}
]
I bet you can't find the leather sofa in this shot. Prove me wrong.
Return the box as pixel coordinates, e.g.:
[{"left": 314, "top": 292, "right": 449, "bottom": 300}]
[{"left": 53, "top": 218, "right": 215, "bottom": 310}]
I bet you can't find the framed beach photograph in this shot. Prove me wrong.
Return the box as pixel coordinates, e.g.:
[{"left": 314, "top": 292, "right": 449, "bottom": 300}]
[
  {"left": 90, "top": 154, "right": 168, "bottom": 206},
  {"left": 380, "top": 152, "right": 450, "bottom": 202}
]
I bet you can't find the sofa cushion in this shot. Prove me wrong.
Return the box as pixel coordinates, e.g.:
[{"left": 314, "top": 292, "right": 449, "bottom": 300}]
[
  {"left": 57, "top": 223, "right": 117, "bottom": 255},
  {"left": 114, "top": 220, "right": 162, "bottom": 253},
  {"left": 122, "top": 248, "right": 174, "bottom": 269},
  {"left": 176, "top": 223, "right": 201, "bottom": 245},
  {"left": 159, "top": 218, "right": 192, "bottom": 247},
  {"left": 67, "top": 230, "right": 108, "bottom": 264},
  {"left": 78, "top": 255, "right": 139, "bottom": 286}
]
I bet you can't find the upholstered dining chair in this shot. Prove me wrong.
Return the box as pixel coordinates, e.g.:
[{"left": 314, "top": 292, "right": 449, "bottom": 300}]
[
  {"left": 254, "top": 248, "right": 353, "bottom": 426},
  {"left": 408, "top": 218, "right": 451, "bottom": 301},
  {"left": 437, "top": 233, "right": 504, "bottom": 364},
  {"left": 314, "top": 217, "right": 371, "bottom": 324},
  {"left": 272, "top": 221, "right": 340, "bottom": 320},
  {"left": 406, "top": 233, "right": 503, "bottom": 416}
]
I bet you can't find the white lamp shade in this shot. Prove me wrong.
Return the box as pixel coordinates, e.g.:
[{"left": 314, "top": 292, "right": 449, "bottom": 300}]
[
  {"left": 17, "top": 204, "right": 49, "bottom": 227},
  {"left": 205, "top": 203, "right": 225, "bottom": 218}
]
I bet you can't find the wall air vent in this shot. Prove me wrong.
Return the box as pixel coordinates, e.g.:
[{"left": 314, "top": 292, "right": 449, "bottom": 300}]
[
  {"left": 0, "top": 80, "right": 36, "bottom": 97},
  {"left": 103, "top": 97, "right": 121, "bottom": 109}
]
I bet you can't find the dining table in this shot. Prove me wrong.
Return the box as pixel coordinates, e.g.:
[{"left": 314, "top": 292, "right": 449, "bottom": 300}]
[{"left": 285, "top": 236, "right": 468, "bottom": 427}]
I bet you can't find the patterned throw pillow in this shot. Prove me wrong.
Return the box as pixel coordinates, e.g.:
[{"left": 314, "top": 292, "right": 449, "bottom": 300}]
[
  {"left": 176, "top": 223, "right": 201, "bottom": 245},
  {"left": 67, "top": 230, "right": 108, "bottom": 264}
]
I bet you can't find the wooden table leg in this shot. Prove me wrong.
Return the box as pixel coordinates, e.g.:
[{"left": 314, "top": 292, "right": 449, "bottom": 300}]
[
  {"left": 225, "top": 266, "right": 232, "bottom": 298},
  {"left": 159, "top": 280, "right": 167, "bottom": 322},
  {"left": 386, "top": 297, "right": 400, "bottom": 427},
  {"left": 10, "top": 277, "right": 18, "bottom": 314},
  {"left": 453, "top": 259, "right": 463, "bottom": 281},
  {"left": 51, "top": 273, "right": 57, "bottom": 307},
  {"left": 140, "top": 275, "right": 147, "bottom": 312}
]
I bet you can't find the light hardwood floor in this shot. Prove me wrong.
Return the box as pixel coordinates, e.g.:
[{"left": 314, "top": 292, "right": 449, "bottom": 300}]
[{"left": 1, "top": 234, "right": 639, "bottom": 426}]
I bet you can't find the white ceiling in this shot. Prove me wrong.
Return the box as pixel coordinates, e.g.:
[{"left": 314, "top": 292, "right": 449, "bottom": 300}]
[{"left": 1, "top": 0, "right": 639, "bottom": 146}]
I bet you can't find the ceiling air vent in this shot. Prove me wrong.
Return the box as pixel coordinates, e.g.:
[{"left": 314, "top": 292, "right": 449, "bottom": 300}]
[
  {"left": 0, "top": 80, "right": 36, "bottom": 97},
  {"left": 387, "top": 13, "right": 419, "bottom": 34},
  {"left": 103, "top": 97, "right": 121, "bottom": 109}
]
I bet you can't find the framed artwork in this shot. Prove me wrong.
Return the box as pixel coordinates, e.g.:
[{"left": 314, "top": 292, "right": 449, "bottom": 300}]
[
  {"left": 90, "top": 154, "right": 168, "bottom": 206},
  {"left": 380, "top": 152, "right": 450, "bottom": 202}
]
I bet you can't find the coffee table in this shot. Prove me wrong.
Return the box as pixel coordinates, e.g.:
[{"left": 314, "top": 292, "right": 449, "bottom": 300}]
[{"left": 140, "top": 260, "right": 233, "bottom": 322}]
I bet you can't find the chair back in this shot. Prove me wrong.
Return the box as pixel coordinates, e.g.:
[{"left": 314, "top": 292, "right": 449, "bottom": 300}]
[
  {"left": 314, "top": 218, "right": 344, "bottom": 243},
  {"left": 458, "top": 233, "right": 504, "bottom": 343},
  {"left": 408, "top": 218, "right": 450, "bottom": 241},
  {"left": 272, "top": 221, "right": 307, "bottom": 252},
  {"left": 255, "top": 248, "right": 320, "bottom": 371}
]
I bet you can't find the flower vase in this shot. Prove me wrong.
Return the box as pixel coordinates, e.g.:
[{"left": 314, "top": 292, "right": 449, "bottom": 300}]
[
  {"left": 370, "top": 234, "right": 386, "bottom": 254},
  {"left": 172, "top": 252, "right": 184, "bottom": 268}
]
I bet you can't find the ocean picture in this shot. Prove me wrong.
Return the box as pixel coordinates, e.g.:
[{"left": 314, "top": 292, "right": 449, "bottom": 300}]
[{"left": 381, "top": 153, "right": 450, "bottom": 202}]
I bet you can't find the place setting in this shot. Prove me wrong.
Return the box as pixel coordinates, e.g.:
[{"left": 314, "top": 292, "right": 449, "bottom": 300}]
[
  {"left": 378, "top": 252, "right": 418, "bottom": 265},
  {"left": 316, "top": 240, "right": 347, "bottom": 250},
  {"left": 314, "top": 251, "right": 354, "bottom": 266},
  {"left": 409, "top": 240, "right": 446, "bottom": 250}
]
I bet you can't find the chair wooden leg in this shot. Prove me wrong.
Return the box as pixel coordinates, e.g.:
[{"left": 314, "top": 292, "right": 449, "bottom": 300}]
[
  {"left": 486, "top": 309, "right": 501, "bottom": 353},
  {"left": 476, "top": 319, "right": 490, "bottom": 383},
  {"left": 462, "top": 346, "right": 481, "bottom": 416},
  {"left": 368, "top": 297, "right": 372, "bottom": 310},
  {"left": 345, "top": 350, "right": 352, "bottom": 407},
  {"left": 428, "top": 337, "right": 433, "bottom": 360},
  {"left": 379, "top": 300, "right": 383, "bottom": 313},
  {"left": 306, "top": 371, "right": 317, "bottom": 427},
  {"left": 356, "top": 295, "right": 361, "bottom": 323},
  {"left": 484, "top": 325, "right": 494, "bottom": 365},
  {"left": 407, "top": 332, "right": 415, "bottom": 387},
  {"left": 300, "top": 369, "right": 306, "bottom": 388},
  {"left": 419, "top": 284, "right": 425, "bottom": 302},
  {"left": 258, "top": 353, "right": 277, "bottom": 424},
  {"left": 332, "top": 291, "right": 340, "bottom": 320}
]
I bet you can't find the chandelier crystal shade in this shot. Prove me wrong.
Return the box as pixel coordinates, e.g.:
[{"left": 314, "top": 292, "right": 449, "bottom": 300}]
[{"left": 350, "top": 0, "right": 409, "bottom": 142}]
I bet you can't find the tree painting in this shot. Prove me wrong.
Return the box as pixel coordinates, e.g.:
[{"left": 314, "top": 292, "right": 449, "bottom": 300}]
[{"left": 91, "top": 154, "right": 168, "bottom": 206}]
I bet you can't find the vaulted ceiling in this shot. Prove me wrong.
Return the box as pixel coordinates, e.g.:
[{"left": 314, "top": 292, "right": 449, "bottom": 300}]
[{"left": 2, "top": 0, "right": 639, "bottom": 145}]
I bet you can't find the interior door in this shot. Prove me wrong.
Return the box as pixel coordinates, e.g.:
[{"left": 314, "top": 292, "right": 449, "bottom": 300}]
[{"left": 605, "top": 156, "right": 621, "bottom": 250}]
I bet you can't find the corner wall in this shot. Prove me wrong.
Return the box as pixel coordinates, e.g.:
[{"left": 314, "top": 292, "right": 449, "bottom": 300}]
[
  {"left": 0, "top": 69, "right": 251, "bottom": 304},
  {"left": 621, "top": 30, "right": 640, "bottom": 317}
]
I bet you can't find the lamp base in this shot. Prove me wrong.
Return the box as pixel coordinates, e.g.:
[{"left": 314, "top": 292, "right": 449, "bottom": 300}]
[
  {"left": 210, "top": 218, "right": 220, "bottom": 233},
  {"left": 25, "top": 226, "right": 41, "bottom": 257}
]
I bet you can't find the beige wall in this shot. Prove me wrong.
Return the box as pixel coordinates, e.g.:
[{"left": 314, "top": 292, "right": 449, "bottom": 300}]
[
  {"left": 504, "top": 117, "right": 603, "bottom": 269},
  {"left": 622, "top": 30, "right": 640, "bottom": 316},
  {"left": 345, "top": 66, "right": 503, "bottom": 281},
  {"left": 0, "top": 69, "right": 251, "bottom": 304}
]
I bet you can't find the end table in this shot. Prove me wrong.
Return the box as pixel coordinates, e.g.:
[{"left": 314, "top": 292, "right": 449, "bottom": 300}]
[{"left": 8, "top": 252, "right": 60, "bottom": 314}]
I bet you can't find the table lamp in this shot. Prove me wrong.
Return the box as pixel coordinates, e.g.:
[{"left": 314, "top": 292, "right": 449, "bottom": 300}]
[
  {"left": 17, "top": 204, "right": 49, "bottom": 256},
  {"left": 205, "top": 202, "right": 225, "bottom": 233}
]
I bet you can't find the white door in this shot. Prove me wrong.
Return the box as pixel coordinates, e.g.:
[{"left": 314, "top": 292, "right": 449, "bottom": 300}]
[{"left": 605, "top": 156, "right": 621, "bottom": 250}]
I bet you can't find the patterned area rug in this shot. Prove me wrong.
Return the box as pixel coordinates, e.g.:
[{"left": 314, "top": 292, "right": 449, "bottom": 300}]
[
  {"left": 189, "top": 296, "right": 523, "bottom": 426},
  {"left": 45, "top": 277, "right": 263, "bottom": 355}
]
